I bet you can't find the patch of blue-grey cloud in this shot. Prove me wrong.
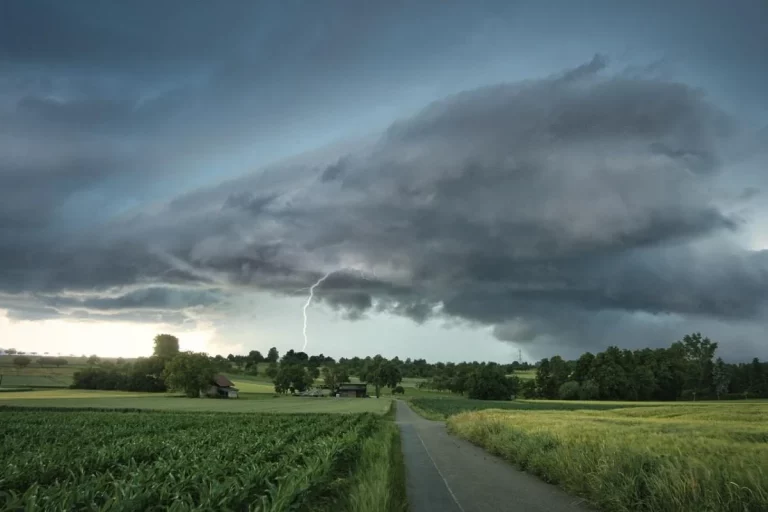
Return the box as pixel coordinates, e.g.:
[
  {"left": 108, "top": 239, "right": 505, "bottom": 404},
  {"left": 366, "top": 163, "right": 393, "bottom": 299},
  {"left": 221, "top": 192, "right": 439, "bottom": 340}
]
[{"left": 1, "top": 1, "right": 766, "bottom": 358}]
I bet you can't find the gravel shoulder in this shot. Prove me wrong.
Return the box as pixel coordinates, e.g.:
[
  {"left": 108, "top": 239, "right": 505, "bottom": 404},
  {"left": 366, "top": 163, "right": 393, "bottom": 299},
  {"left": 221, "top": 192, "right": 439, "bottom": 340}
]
[{"left": 395, "top": 400, "right": 591, "bottom": 512}]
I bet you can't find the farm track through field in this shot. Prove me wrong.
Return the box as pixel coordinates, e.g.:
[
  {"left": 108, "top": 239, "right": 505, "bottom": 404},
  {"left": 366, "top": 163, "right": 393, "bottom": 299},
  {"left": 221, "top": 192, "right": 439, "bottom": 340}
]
[{"left": 395, "top": 400, "right": 590, "bottom": 512}]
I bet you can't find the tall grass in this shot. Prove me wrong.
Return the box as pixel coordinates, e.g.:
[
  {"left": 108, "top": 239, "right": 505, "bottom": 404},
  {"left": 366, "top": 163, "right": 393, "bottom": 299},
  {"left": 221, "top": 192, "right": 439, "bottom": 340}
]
[
  {"left": 448, "top": 404, "right": 768, "bottom": 511},
  {"left": 345, "top": 422, "right": 407, "bottom": 512},
  {"left": 411, "top": 397, "right": 651, "bottom": 420},
  {"left": 344, "top": 401, "right": 407, "bottom": 512}
]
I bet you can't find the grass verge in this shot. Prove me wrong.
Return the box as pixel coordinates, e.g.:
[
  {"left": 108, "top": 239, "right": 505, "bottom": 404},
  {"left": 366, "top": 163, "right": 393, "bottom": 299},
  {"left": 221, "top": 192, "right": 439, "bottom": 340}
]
[
  {"left": 448, "top": 404, "right": 768, "bottom": 512},
  {"left": 344, "top": 420, "right": 408, "bottom": 511}
]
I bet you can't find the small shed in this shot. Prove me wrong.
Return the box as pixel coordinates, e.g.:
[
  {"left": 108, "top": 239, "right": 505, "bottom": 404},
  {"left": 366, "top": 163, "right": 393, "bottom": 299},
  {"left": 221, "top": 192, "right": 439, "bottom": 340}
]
[
  {"left": 203, "top": 374, "right": 239, "bottom": 399},
  {"left": 335, "top": 383, "right": 367, "bottom": 398}
]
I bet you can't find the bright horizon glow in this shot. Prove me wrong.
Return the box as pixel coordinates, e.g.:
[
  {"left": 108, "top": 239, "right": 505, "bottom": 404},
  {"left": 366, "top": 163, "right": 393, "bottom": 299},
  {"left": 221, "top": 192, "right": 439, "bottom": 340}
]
[{"left": 0, "top": 310, "right": 218, "bottom": 358}]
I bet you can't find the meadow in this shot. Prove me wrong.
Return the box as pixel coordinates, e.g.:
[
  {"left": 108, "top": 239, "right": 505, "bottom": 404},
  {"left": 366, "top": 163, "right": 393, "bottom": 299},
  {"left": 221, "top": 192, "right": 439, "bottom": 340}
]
[
  {"left": 448, "top": 403, "right": 768, "bottom": 512},
  {"left": 0, "top": 365, "right": 77, "bottom": 388},
  {"left": 0, "top": 389, "right": 393, "bottom": 414},
  {"left": 0, "top": 408, "right": 405, "bottom": 511},
  {"left": 409, "top": 397, "right": 650, "bottom": 420}
]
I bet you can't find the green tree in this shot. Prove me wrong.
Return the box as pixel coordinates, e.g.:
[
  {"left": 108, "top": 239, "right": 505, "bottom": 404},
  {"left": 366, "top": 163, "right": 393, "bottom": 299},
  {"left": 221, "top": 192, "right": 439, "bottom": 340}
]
[
  {"left": 6, "top": 348, "right": 17, "bottom": 355},
  {"left": 519, "top": 379, "right": 537, "bottom": 398},
  {"left": 680, "top": 333, "right": 718, "bottom": 392},
  {"left": 273, "top": 364, "right": 313, "bottom": 394},
  {"left": 321, "top": 364, "right": 349, "bottom": 390},
  {"left": 265, "top": 362, "right": 279, "bottom": 379},
  {"left": 572, "top": 352, "right": 595, "bottom": 384},
  {"left": 654, "top": 344, "right": 688, "bottom": 400},
  {"left": 13, "top": 355, "right": 31, "bottom": 369},
  {"left": 153, "top": 334, "right": 180, "bottom": 360},
  {"left": 466, "top": 364, "right": 515, "bottom": 400},
  {"left": 163, "top": 352, "right": 216, "bottom": 398},
  {"left": 245, "top": 350, "right": 264, "bottom": 370},
  {"left": 133, "top": 356, "right": 166, "bottom": 378},
  {"left": 558, "top": 381, "right": 581, "bottom": 400},
  {"left": 592, "top": 347, "right": 629, "bottom": 400},
  {"left": 712, "top": 357, "right": 730, "bottom": 399},
  {"left": 280, "top": 349, "right": 309, "bottom": 365},
  {"left": 87, "top": 355, "right": 101, "bottom": 366},
  {"left": 377, "top": 360, "right": 403, "bottom": 397},
  {"left": 266, "top": 347, "right": 279, "bottom": 363},
  {"left": 360, "top": 356, "right": 402, "bottom": 398},
  {"left": 632, "top": 365, "right": 657, "bottom": 401},
  {"left": 749, "top": 358, "right": 767, "bottom": 396},
  {"left": 578, "top": 379, "right": 600, "bottom": 400},
  {"left": 535, "top": 358, "right": 560, "bottom": 398}
]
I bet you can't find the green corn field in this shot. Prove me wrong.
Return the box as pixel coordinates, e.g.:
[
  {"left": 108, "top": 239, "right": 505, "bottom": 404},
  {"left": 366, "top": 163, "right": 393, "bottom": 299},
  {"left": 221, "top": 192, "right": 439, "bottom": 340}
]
[{"left": 0, "top": 408, "right": 404, "bottom": 512}]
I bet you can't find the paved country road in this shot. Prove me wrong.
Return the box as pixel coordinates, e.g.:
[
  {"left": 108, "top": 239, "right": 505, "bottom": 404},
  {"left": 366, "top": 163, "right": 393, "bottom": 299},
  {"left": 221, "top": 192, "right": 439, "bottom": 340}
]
[{"left": 395, "top": 400, "right": 591, "bottom": 512}]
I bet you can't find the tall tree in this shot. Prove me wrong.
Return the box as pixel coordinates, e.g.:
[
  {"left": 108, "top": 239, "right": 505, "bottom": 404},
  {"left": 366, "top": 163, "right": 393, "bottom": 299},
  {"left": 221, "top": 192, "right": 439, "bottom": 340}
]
[
  {"left": 360, "top": 356, "right": 402, "bottom": 398},
  {"left": 681, "top": 332, "right": 718, "bottom": 392},
  {"left": 572, "top": 352, "right": 595, "bottom": 384},
  {"left": 592, "top": 347, "right": 629, "bottom": 400},
  {"left": 13, "top": 356, "right": 31, "bottom": 369},
  {"left": 273, "top": 364, "right": 313, "bottom": 393},
  {"left": 749, "top": 358, "right": 767, "bottom": 396},
  {"left": 535, "top": 358, "right": 559, "bottom": 399},
  {"left": 466, "top": 364, "right": 516, "bottom": 400},
  {"left": 153, "top": 334, "right": 180, "bottom": 360},
  {"left": 163, "top": 352, "right": 215, "bottom": 398},
  {"left": 322, "top": 364, "right": 350, "bottom": 391},
  {"left": 246, "top": 350, "right": 264, "bottom": 367},
  {"left": 265, "top": 362, "right": 279, "bottom": 379},
  {"left": 712, "top": 357, "right": 730, "bottom": 399},
  {"left": 266, "top": 347, "right": 279, "bottom": 363}
]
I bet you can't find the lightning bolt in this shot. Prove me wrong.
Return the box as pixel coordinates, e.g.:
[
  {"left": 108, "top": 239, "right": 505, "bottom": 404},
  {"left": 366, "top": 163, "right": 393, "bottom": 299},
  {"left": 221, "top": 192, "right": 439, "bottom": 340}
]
[
  {"left": 301, "top": 271, "right": 334, "bottom": 352},
  {"left": 300, "top": 267, "right": 378, "bottom": 352}
]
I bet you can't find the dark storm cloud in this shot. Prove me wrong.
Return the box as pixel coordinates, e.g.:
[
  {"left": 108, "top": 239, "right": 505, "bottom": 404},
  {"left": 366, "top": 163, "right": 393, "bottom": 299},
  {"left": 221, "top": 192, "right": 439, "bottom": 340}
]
[
  {"left": 8, "top": 56, "right": 759, "bottom": 354},
  {"left": 2, "top": 0, "right": 767, "bottom": 357},
  {"left": 0, "top": 1, "right": 502, "bottom": 284},
  {"left": 46, "top": 287, "right": 223, "bottom": 313}
]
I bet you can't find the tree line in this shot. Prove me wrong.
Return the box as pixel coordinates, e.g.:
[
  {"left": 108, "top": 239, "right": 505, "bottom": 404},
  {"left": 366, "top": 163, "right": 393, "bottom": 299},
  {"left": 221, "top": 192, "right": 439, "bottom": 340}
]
[
  {"left": 65, "top": 331, "right": 768, "bottom": 402},
  {"left": 6, "top": 355, "right": 69, "bottom": 369},
  {"left": 401, "top": 333, "right": 768, "bottom": 402},
  {"left": 261, "top": 350, "right": 402, "bottom": 397},
  {"left": 70, "top": 334, "right": 184, "bottom": 393},
  {"left": 526, "top": 333, "right": 768, "bottom": 401}
]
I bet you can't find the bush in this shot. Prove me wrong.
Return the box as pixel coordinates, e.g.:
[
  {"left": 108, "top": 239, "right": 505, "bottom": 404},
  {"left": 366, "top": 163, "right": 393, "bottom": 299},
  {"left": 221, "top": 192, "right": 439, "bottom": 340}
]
[
  {"left": 71, "top": 368, "right": 166, "bottom": 393},
  {"left": 558, "top": 381, "right": 581, "bottom": 400},
  {"left": 392, "top": 386, "right": 405, "bottom": 395},
  {"left": 519, "top": 379, "right": 537, "bottom": 399},
  {"left": 578, "top": 379, "right": 600, "bottom": 400}
]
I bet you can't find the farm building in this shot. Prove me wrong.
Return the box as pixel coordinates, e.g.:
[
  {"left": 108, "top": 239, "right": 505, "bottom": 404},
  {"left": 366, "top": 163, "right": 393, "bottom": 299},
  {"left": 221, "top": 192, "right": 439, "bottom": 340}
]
[
  {"left": 335, "top": 383, "right": 367, "bottom": 398},
  {"left": 202, "top": 374, "right": 240, "bottom": 399}
]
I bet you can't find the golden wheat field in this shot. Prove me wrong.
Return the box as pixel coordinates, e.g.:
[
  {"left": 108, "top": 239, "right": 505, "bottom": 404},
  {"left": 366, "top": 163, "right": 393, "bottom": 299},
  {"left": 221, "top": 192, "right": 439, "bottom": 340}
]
[{"left": 448, "top": 403, "right": 768, "bottom": 512}]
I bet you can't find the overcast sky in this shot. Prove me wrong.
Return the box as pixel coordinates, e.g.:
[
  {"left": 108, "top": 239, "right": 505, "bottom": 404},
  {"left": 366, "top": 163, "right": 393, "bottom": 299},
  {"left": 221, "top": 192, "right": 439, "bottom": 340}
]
[{"left": 1, "top": 1, "right": 767, "bottom": 362}]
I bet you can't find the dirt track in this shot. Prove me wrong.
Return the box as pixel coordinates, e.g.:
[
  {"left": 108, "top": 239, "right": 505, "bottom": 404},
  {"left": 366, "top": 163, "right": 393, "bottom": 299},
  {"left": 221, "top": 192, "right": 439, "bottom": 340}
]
[{"left": 395, "top": 400, "right": 591, "bottom": 512}]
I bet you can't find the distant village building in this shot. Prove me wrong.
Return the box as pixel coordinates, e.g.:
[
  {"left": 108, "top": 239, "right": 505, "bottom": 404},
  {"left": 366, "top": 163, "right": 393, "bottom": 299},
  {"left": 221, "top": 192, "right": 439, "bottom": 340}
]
[
  {"left": 202, "top": 374, "right": 239, "bottom": 399},
  {"left": 335, "top": 383, "right": 367, "bottom": 398}
]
